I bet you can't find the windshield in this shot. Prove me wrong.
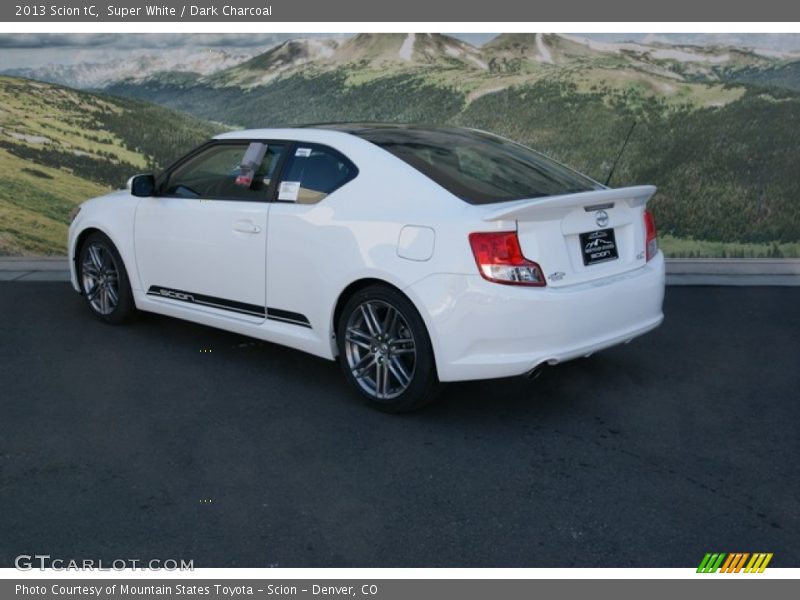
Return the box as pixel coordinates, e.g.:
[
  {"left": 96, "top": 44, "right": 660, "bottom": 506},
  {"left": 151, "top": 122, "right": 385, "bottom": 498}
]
[{"left": 355, "top": 127, "right": 602, "bottom": 204}]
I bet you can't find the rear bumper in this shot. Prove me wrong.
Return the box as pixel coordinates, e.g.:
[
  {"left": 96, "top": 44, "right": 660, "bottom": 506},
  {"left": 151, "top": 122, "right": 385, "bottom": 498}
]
[{"left": 406, "top": 252, "right": 665, "bottom": 382}]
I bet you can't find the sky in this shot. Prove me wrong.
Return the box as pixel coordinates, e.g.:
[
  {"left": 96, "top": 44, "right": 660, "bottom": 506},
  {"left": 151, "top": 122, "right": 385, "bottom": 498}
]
[{"left": 1, "top": 33, "right": 800, "bottom": 70}]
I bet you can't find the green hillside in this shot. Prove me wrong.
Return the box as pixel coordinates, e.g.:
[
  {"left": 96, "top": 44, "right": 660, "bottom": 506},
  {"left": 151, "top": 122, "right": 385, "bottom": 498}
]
[
  {"left": 0, "top": 76, "right": 222, "bottom": 255},
  {"left": 456, "top": 82, "right": 800, "bottom": 248},
  {"left": 725, "top": 62, "right": 800, "bottom": 92}
]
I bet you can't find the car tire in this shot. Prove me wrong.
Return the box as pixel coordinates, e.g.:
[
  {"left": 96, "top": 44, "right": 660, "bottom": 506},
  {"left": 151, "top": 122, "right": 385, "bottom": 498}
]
[
  {"left": 77, "top": 232, "right": 136, "bottom": 325},
  {"left": 337, "top": 284, "right": 441, "bottom": 413}
]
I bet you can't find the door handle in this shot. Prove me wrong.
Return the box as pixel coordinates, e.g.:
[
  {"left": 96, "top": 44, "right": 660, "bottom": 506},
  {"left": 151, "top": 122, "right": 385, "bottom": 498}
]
[{"left": 234, "top": 221, "right": 261, "bottom": 234}]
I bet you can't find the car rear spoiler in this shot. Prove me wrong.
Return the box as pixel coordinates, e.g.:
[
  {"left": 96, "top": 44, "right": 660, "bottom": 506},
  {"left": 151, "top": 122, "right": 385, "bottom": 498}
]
[{"left": 482, "top": 185, "right": 657, "bottom": 222}]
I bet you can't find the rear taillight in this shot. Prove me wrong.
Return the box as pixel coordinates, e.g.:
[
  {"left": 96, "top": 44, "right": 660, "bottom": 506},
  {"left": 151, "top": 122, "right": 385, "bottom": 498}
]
[
  {"left": 644, "top": 209, "right": 658, "bottom": 262},
  {"left": 468, "top": 231, "right": 546, "bottom": 287}
]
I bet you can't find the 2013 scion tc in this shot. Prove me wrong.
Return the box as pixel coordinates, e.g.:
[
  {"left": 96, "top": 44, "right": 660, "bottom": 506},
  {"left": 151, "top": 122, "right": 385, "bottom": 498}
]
[{"left": 68, "top": 124, "right": 665, "bottom": 412}]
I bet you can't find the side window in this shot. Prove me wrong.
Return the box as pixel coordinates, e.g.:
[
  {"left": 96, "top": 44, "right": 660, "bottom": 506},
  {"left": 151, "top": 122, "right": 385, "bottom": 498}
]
[
  {"left": 163, "top": 142, "right": 285, "bottom": 201},
  {"left": 277, "top": 145, "right": 356, "bottom": 204}
]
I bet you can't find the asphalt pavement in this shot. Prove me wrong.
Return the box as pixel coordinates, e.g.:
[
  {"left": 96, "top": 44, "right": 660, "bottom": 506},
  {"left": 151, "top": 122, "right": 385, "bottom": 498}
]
[{"left": 0, "top": 282, "right": 797, "bottom": 567}]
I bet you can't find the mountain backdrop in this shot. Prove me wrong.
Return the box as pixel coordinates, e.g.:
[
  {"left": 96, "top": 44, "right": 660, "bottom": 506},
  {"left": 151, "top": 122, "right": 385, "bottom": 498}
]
[{"left": 2, "top": 33, "right": 800, "bottom": 257}]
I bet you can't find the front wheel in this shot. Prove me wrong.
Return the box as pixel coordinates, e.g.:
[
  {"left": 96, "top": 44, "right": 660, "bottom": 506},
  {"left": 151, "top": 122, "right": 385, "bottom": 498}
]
[
  {"left": 337, "top": 285, "right": 441, "bottom": 412},
  {"left": 77, "top": 232, "right": 136, "bottom": 324}
]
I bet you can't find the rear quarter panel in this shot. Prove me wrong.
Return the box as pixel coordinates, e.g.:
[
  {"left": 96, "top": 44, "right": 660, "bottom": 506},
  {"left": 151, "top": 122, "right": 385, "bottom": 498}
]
[{"left": 262, "top": 133, "right": 486, "bottom": 358}]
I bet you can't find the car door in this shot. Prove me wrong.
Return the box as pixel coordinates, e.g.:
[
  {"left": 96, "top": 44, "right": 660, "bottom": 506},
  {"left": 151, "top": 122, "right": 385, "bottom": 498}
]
[
  {"left": 134, "top": 140, "right": 286, "bottom": 321},
  {"left": 266, "top": 143, "right": 358, "bottom": 329}
]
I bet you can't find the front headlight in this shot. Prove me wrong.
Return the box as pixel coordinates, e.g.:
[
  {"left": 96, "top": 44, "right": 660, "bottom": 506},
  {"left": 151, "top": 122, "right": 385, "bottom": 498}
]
[{"left": 69, "top": 205, "right": 81, "bottom": 224}]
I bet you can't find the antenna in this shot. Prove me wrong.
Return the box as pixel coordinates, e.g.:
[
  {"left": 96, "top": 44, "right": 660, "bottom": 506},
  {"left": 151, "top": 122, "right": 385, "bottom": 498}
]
[{"left": 604, "top": 120, "right": 637, "bottom": 187}]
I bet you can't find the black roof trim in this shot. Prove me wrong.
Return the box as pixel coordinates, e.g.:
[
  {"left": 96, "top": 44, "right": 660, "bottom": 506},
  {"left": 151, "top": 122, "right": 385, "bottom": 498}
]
[{"left": 296, "top": 122, "right": 470, "bottom": 134}]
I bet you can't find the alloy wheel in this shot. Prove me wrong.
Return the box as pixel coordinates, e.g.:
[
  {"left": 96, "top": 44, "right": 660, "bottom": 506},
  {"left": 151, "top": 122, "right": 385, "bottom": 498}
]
[
  {"left": 344, "top": 300, "right": 417, "bottom": 401},
  {"left": 81, "top": 242, "right": 120, "bottom": 316}
]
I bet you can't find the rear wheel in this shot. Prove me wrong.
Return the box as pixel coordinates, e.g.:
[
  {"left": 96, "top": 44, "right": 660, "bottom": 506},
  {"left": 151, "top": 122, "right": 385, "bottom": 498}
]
[
  {"left": 77, "top": 232, "right": 135, "bottom": 324},
  {"left": 337, "top": 285, "right": 441, "bottom": 412}
]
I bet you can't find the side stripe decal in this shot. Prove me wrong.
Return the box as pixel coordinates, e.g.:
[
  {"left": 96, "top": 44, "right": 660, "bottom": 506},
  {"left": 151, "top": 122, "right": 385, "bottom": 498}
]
[
  {"left": 266, "top": 307, "right": 312, "bottom": 328},
  {"left": 146, "top": 286, "right": 311, "bottom": 328}
]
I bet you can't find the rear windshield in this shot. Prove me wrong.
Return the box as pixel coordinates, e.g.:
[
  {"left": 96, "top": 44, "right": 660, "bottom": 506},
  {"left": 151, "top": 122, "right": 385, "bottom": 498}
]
[{"left": 356, "top": 128, "right": 602, "bottom": 204}]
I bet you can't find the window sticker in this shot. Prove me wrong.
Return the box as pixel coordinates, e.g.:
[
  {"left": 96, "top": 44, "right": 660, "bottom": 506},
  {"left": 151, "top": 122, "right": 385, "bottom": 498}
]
[
  {"left": 295, "top": 147, "right": 312, "bottom": 157},
  {"left": 278, "top": 181, "right": 301, "bottom": 201}
]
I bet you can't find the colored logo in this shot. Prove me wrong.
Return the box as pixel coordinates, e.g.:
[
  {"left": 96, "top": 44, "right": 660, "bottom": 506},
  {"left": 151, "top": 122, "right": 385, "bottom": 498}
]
[{"left": 697, "top": 553, "right": 773, "bottom": 573}]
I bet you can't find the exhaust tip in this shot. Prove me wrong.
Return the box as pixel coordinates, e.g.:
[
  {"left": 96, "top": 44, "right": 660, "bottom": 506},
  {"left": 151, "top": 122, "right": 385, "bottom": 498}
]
[{"left": 526, "top": 364, "right": 547, "bottom": 380}]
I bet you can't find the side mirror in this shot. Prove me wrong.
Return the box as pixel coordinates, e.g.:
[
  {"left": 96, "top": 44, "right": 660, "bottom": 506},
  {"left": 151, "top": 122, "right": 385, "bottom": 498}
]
[{"left": 128, "top": 174, "right": 156, "bottom": 197}]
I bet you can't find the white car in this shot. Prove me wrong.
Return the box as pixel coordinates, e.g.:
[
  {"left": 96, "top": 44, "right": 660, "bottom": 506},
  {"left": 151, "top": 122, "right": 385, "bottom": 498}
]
[{"left": 68, "top": 124, "right": 665, "bottom": 411}]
